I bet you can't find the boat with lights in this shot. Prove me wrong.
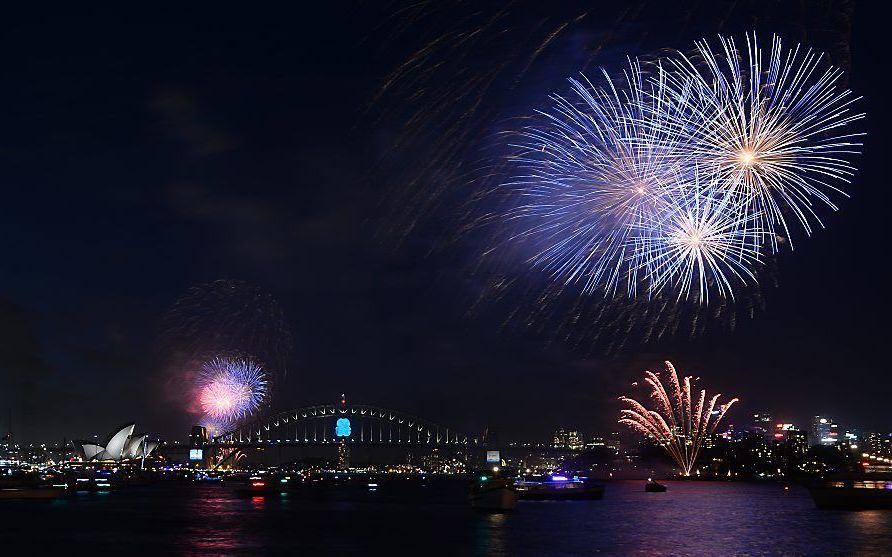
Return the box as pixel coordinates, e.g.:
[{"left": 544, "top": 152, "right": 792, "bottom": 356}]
[
  {"left": 471, "top": 470, "right": 518, "bottom": 511},
  {"left": 514, "top": 475, "right": 604, "bottom": 501},
  {"left": 808, "top": 473, "right": 892, "bottom": 509}
]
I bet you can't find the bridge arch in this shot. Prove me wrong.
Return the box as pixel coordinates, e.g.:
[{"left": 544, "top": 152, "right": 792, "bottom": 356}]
[{"left": 211, "top": 404, "right": 478, "bottom": 447}]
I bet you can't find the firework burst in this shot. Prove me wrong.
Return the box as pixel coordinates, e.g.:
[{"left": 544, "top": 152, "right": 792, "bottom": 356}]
[
  {"left": 497, "top": 32, "right": 862, "bottom": 304},
  {"left": 663, "top": 33, "right": 864, "bottom": 246},
  {"left": 198, "top": 356, "right": 268, "bottom": 424},
  {"left": 633, "top": 170, "right": 766, "bottom": 303},
  {"left": 502, "top": 62, "right": 692, "bottom": 297},
  {"left": 619, "top": 360, "right": 737, "bottom": 476}
]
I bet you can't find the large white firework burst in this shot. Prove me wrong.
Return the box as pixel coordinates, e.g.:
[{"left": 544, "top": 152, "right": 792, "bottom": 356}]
[
  {"left": 662, "top": 33, "right": 864, "bottom": 247},
  {"left": 633, "top": 169, "right": 766, "bottom": 304}
]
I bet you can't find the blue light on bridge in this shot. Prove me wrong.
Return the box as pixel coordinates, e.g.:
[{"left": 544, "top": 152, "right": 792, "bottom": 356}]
[{"left": 335, "top": 417, "right": 352, "bottom": 437}]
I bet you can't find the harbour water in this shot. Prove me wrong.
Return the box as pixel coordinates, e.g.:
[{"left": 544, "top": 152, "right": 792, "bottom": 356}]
[{"left": 3, "top": 480, "right": 892, "bottom": 555}]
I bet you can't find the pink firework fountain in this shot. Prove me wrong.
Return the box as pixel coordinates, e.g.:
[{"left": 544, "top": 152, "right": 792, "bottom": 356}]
[{"left": 619, "top": 360, "right": 738, "bottom": 476}]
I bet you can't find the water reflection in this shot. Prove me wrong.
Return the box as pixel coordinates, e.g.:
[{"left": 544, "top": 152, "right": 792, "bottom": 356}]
[
  {"left": 475, "top": 512, "right": 509, "bottom": 555},
  {"left": 180, "top": 488, "right": 262, "bottom": 555},
  {"left": 844, "top": 509, "right": 891, "bottom": 538},
  {"left": 5, "top": 481, "right": 892, "bottom": 555}
]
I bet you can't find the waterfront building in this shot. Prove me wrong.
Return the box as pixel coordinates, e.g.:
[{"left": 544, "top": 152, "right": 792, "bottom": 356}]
[{"left": 73, "top": 423, "right": 159, "bottom": 462}]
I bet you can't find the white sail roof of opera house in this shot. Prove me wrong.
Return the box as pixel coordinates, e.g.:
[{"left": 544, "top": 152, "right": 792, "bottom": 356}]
[{"left": 73, "top": 423, "right": 160, "bottom": 462}]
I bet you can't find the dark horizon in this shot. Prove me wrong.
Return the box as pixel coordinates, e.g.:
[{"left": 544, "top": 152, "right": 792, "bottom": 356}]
[{"left": 1, "top": 1, "right": 889, "bottom": 443}]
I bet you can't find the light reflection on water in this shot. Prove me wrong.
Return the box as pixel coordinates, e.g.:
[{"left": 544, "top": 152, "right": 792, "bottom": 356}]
[
  {"left": 181, "top": 491, "right": 263, "bottom": 555},
  {"left": 2, "top": 481, "right": 892, "bottom": 555}
]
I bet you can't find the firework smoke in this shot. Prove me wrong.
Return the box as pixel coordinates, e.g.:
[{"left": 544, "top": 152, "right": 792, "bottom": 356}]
[{"left": 163, "top": 280, "right": 293, "bottom": 379}]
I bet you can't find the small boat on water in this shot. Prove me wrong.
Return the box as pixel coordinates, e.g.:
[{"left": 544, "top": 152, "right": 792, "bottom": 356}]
[
  {"left": 193, "top": 471, "right": 225, "bottom": 485},
  {"left": 809, "top": 474, "right": 892, "bottom": 509},
  {"left": 645, "top": 479, "right": 667, "bottom": 492},
  {"left": 514, "top": 475, "right": 604, "bottom": 501},
  {"left": 471, "top": 471, "right": 518, "bottom": 511}
]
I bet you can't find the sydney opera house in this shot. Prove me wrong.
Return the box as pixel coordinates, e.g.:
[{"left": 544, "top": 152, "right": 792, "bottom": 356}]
[{"left": 73, "top": 423, "right": 159, "bottom": 462}]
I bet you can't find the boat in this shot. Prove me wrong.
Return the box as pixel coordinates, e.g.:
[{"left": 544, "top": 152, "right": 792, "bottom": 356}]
[
  {"left": 235, "top": 474, "right": 306, "bottom": 496},
  {"left": 193, "top": 471, "right": 225, "bottom": 484},
  {"left": 808, "top": 474, "right": 892, "bottom": 509},
  {"left": 514, "top": 475, "right": 604, "bottom": 501},
  {"left": 235, "top": 475, "right": 278, "bottom": 496},
  {"left": 67, "top": 471, "right": 116, "bottom": 492},
  {"left": 645, "top": 479, "right": 667, "bottom": 492},
  {"left": 471, "top": 473, "right": 518, "bottom": 511}
]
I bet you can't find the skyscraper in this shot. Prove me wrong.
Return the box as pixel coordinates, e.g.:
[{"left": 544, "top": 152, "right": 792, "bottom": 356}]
[
  {"left": 753, "top": 412, "right": 773, "bottom": 435},
  {"left": 553, "top": 428, "right": 584, "bottom": 451},
  {"left": 811, "top": 416, "right": 839, "bottom": 446}
]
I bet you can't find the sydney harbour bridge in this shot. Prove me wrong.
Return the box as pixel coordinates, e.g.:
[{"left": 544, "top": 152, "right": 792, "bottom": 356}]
[
  {"left": 209, "top": 399, "right": 478, "bottom": 448},
  {"left": 191, "top": 396, "right": 487, "bottom": 467},
  {"left": 191, "top": 396, "right": 577, "bottom": 467}
]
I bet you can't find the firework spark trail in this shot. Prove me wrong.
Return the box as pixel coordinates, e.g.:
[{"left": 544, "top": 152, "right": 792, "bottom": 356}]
[
  {"left": 619, "top": 360, "right": 738, "bottom": 476},
  {"left": 198, "top": 356, "right": 268, "bottom": 425}
]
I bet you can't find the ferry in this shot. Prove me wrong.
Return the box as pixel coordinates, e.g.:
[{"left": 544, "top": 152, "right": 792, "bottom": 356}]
[
  {"left": 809, "top": 474, "right": 892, "bottom": 509},
  {"left": 471, "top": 470, "right": 518, "bottom": 511},
  {"left": 514, "top": 475, "right": 604, "bottom": 501}
]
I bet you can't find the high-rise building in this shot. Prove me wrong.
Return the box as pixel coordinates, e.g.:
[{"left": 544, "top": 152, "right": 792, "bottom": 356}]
[
  {"left": 842, "top": 430, "right": 860, "bottom": 452},
  {"left": 862, "top": 432, "right": 892, "bottom": 455},
  {"left": 863, "top": 432, "right": 882, "bottom": 454},
  {"left": 553, "top": 428, "right": 567, "bottom": 448},
  {"left": 782, "top": 429, "right": 809, "bottom": 462},
  {"left": 753, "top": 412, "right": 773, "bottom": 435},
  {"left": 553, "top": 429, "right": 584, "bottom": 451},
  {"left": 338, "top": 439, "right": 350, "bottom": 469},
  {"left": 811, "top": 416, "right": 839, "bottom": 446},
  {"left": 606, "top": 432, "right": 621, "bottom": 453}
]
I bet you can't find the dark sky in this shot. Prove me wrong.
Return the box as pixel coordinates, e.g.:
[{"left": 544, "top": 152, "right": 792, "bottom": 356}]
[{"left": 1, "top": 2, "right": 889, "bottom": 443}]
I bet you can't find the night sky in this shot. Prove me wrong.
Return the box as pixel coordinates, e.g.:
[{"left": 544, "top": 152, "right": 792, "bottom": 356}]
[{"left": 1, "top": 2, "right": 889, "bottom": 443}]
